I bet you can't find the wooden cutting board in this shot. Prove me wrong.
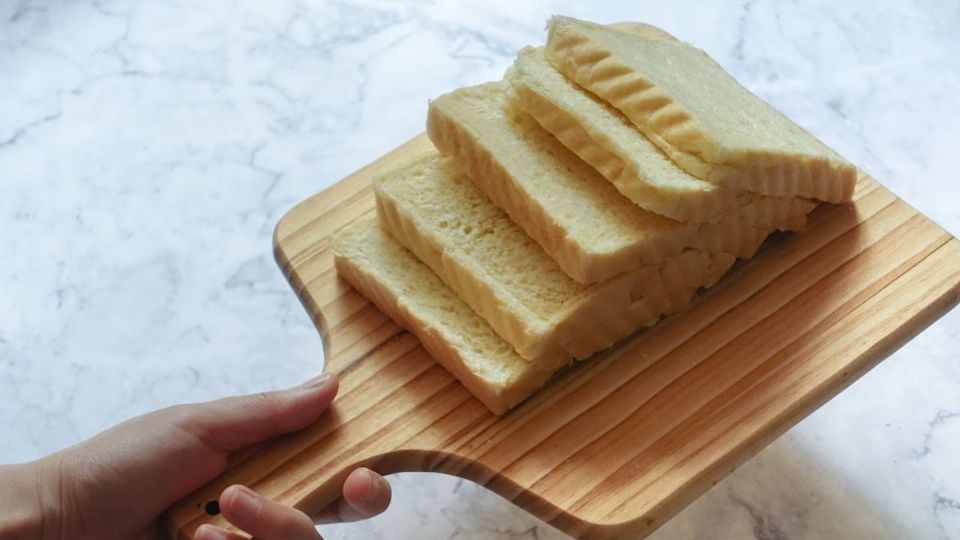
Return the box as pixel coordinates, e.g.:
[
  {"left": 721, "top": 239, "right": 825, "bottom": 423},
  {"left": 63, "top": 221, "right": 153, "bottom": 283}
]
[{"left": 164, "top": 134, "right": 960, "bottom": 539}]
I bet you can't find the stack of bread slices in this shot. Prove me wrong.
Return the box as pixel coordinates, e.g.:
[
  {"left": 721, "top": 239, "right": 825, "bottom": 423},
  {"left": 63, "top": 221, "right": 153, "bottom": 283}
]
[{"left": 332, "top": 17, "right": 856, "bottom": 414}]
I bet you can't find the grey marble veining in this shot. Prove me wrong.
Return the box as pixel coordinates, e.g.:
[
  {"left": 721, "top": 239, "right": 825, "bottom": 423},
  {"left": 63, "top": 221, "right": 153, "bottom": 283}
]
[{"left": 2, "top": 1, "right": 959, "bottom": 539}]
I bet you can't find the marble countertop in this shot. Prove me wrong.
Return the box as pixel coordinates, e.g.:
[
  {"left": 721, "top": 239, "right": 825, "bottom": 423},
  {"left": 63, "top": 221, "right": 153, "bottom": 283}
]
[{"left": 3, "top": 1, "right": 959, "bottom": 538}]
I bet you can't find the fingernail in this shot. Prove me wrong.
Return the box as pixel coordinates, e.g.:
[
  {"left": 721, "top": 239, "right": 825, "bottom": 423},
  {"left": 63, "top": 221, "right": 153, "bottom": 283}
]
[
  {"left": 362, "top": 468, "right": 382, "bottom": 504},
  {"left": 229, "top": 485, "right": 262, "bottom": 521},
  {"left": 299, "top": 373, "right": 332, "bottom": 389},
  {"left": 195, "top": 524, "right": 231, "bottom": 540}
]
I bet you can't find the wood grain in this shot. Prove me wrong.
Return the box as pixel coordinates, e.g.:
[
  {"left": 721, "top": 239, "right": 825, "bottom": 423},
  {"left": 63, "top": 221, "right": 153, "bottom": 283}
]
[{"left": 164, "top": 132, "right": 960, "bottom": 539}]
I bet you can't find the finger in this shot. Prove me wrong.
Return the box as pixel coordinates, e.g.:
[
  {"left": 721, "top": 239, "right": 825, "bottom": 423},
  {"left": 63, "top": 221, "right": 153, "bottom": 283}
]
[
  {"left": 174, "top": 374, "right": 339, "bottom": 452},
  {"left": 219, "top": 484, "right": 322, "bottom": 540},
  {"left": 314, "top": 468, "right": 392, "bottom": 524},
  {"left": 45, "top": 374, "right": 340, "bottom": 533},
  {"left": 194, "top": 524, "right": 247, "bottom": 540}
]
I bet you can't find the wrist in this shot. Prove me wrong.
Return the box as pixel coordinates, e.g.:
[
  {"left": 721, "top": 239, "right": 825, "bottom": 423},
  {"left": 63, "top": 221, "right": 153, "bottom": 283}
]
[
  {"left": 0, "top": 462, "right": 44, "bottom": 540},
  {"left": 0, "top": 456, "right": 67, "bottom": 540}
]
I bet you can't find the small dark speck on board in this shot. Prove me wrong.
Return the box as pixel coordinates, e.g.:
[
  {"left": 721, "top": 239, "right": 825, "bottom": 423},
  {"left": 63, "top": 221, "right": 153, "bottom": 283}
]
[{"left": 204, "top": 500, "right": 221, "bottom": 515}]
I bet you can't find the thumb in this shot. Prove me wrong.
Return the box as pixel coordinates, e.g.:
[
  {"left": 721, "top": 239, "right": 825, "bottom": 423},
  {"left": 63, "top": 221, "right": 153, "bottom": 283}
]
[
  {"left": 173, "top": 374, "right": 339, "bottom": 453},
  {"left": 41, "top": 374, "right": 340, "bottom": 532}
]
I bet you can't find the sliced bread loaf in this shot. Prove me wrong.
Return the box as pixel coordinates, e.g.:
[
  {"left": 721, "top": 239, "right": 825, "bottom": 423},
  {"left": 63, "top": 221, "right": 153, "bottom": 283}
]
[
  {"left": 544, "top": 16, "right": 856, "bottom": 202},
  {"left": 427, "top": 81, "right": 762, "bottom": 283},
  {"left": 428, "top": 80, "right": 687, "bottom": 284},
  {"left": 507, "top": 47, "right": 817, "bottom": 229},
  {"left": 332, "top": 217, "right": 555, "bottom": 414},
  {"left": 373, "top": 149, "right": 734, "bottom": 363}
]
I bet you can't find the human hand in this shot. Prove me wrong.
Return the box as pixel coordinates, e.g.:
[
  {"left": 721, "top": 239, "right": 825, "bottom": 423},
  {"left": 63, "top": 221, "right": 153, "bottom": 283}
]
[{"left": 0, "top": 374, "right": 390, "bottom": 540}]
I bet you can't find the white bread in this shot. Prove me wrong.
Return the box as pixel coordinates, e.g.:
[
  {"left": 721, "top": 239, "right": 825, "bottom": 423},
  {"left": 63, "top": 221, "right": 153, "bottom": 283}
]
[
  {"left": 332, "top": 216, "right": 731, "bottom": 414},
  {"left": 332, "top": 217, "right": 554, "bottom": 414},
  {"left": 373, "top": 149, "right": 735, "bottom": 363},
  {"left": 689, "top": 221, "right": 770, "bottom": 261},
  {"left": 545, "top": 16, "right": 857, "bottom": 202},
  {"left": 507, "top": 47, "right": 817, "bottom": 229},
  {"left": 427, "top": 81, "right": 765, "bottom": 283}
]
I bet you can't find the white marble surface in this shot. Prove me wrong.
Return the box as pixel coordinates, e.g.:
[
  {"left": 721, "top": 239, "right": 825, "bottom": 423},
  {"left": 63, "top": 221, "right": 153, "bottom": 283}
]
[{"left": 2, "top": 1, "right": 959, "bottom": 538}]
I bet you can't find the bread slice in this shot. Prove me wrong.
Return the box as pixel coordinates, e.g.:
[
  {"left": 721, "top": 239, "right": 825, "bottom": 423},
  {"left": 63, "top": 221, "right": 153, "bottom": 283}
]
[
  {"left": 690, "top": 221, "right": 770, "bottom": 261},
  {"left": 427, "top": 81, "right": 764, "bottom": 283},
  {"left": 332, "top": 217, "right": 554, "bottom": 414},
  {"left": 373, "top": 149, "right": 735, "bottom": 363},
  {"left": 544, "top": 16, "right": 857, "bottom": 202},
  {"left": 507, "top": 47, "right": 817, "bottom": 229}
]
